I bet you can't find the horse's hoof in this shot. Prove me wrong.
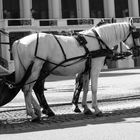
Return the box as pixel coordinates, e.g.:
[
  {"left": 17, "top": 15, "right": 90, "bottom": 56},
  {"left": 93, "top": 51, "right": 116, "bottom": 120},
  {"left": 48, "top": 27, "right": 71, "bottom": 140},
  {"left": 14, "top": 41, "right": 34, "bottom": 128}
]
[
  {"left": 42, "top": 109, "right": 55, "bottom": 117},
  {"left": 95, "top": 111, "right": 103, "bottom": 117},
  {"left": 35, "top": 111, "right": 41, "bottom": 118},
  {"left": 47, "top": 111, "right": 55, "bottom": 117},
  {"left": 32, "top": 117, "right": 41, "bottom": 122},
  {"left": 84, "top": 109, "right": 93, "bottom": 115},
  {"left": 72, "top": 105, "right": 81, "bottom": 113},
  {"left": 74, "top": 107, "right": 81, "bottom": 113}
]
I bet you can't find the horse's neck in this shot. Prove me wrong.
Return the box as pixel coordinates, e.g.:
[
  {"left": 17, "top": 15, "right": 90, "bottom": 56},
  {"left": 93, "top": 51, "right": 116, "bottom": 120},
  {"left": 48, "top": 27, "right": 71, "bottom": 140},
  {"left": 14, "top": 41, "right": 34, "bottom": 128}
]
[
  {"left": 96, "top": 24, "right": 129, "bottom": 49},
  {"left": 98, "top": 30, "right": 121, "bottom": 48}
]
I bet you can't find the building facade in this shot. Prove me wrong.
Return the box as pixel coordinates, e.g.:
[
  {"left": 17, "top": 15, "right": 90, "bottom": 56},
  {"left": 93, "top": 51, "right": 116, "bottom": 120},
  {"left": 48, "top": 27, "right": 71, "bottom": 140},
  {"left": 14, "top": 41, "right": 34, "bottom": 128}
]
[
  {"left": 0, "top": 0, "right": 140, "bottom": 72},
  {"left": 0, "top": 0, "right": 140, "bottom": 19}
]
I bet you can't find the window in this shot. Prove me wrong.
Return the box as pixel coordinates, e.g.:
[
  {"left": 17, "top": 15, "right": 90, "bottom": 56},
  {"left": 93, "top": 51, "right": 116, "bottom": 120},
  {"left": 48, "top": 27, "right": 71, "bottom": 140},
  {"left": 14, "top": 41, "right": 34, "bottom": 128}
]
[
  {"left": 61, "top": 0, "right": 77, "bottom": 18},
  {"left": 32, "top": 0, "right": 49, "bottom": 19},
  {"left": 3, "top": 0, "right": 20, "bottom": 18},
  {"left": 115, "top": 0, "right": 129, "bottom": 17},
  {"left": 89, "top": 0, "right": 104, "bottom": 18}
]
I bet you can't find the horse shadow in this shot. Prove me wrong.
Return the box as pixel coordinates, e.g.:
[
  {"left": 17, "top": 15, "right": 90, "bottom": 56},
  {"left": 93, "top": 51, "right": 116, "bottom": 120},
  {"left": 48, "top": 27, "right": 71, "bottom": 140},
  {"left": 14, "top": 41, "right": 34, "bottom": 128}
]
[{"left": 1, "top": 107, "right": 140, "bottom": 134}]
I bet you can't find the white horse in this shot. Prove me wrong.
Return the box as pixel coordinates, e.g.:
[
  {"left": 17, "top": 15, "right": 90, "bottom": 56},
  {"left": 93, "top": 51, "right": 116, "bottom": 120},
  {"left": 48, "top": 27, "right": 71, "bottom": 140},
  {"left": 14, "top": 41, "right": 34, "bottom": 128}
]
[
  {"left": 12, "top": 21, "right": 139, "bottom": 121},
  {"left": 72, "top": 41, "right": 133, "bottom": 114}
]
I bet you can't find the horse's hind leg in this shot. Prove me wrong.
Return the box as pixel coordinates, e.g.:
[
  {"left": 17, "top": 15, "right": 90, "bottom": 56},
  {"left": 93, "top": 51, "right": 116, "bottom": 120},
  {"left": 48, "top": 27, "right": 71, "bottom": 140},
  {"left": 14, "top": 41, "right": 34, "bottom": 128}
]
[
  {"left": 30, "top": 94, "right": 41, "bottom": 120},
  {"left": 72, "top": 73, "right": 83, "bottom": 113},
  {"left": 33, "top": 80, "right": 55, "bottom": 117},
  {"left": 23, "top": 87, "right": 41, "bottom": 121}
]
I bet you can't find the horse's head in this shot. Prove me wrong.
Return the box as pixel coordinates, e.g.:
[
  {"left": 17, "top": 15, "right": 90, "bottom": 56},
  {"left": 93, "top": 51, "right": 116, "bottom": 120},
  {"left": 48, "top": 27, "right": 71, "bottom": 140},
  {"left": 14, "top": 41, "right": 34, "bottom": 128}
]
[{"left": 123, "top": 19, "right": 140, "bottom": 56}]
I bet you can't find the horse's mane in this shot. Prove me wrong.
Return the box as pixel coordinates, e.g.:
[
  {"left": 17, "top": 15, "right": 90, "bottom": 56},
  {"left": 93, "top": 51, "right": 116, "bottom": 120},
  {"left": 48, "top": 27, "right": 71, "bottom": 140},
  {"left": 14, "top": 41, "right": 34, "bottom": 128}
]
[{"left": 94, "top": 22, "right": 130, "bottom": 47}]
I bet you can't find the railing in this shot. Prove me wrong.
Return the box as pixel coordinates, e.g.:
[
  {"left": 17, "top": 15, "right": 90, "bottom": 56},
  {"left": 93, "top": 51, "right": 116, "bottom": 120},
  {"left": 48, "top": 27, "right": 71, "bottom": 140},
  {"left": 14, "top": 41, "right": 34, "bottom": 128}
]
[
  {"left": 0, "top": 17, "right": 139, "bottom": 28},
  {"left": 0, "top": 17, "right": 139, "bottom": 31},
  {"left": 0, "top": 17, "right": 139, "bottom": 33}
]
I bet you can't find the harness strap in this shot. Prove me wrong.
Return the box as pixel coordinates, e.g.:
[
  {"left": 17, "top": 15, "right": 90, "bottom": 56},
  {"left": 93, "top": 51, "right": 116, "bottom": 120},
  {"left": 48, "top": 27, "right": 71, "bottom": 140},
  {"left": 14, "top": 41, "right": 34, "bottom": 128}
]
[
  {"left": 5, "top": 61, "right": 34, "bottom": 89},
  {"left": 91, "top": 29, "right": 103, "bottom": 50},
  {"left": 81, "top": 30, "right": 113, "bottom": 75},
  {"left": 34, "top": 33, "right": 39, "bottom": 57},
  {"left": 31, "top": 32, "right": 113, "bottom": 85},
  {"left": 75, "top": 34, "right": 90, "bottom": 54},
  {"left": 74, "top": 34, "right": 92, "bottom": 75},
  {"left": 53, "top": 35, "right": 67, "bottom": 60},
  {"left": 91, "top": 29, "right": 112, "bottom": 51}
]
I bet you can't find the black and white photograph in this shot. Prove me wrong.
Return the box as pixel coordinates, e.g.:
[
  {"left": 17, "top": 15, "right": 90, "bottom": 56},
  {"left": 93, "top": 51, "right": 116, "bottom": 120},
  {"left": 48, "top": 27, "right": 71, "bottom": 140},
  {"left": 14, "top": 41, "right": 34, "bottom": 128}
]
[{"left": 0, "top": 0, "right": 140, "bottom": 140}]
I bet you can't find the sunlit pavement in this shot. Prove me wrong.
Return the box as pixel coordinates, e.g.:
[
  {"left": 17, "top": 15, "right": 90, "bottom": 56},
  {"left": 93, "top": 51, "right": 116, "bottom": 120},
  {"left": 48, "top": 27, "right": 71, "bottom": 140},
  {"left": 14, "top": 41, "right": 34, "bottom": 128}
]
[{"left": 1, "top": 68, "right": 140, "bottom": 111}]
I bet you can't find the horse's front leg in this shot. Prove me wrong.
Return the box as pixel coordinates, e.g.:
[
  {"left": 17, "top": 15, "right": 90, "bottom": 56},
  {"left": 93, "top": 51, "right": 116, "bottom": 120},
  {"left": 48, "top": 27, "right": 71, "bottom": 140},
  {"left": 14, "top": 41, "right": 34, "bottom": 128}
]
[
  {"left": 90, "top": 58, "right": 105, "bottom": 116},
  {"left": 81, "top": 74, "right": 92, "bottom": 115}
]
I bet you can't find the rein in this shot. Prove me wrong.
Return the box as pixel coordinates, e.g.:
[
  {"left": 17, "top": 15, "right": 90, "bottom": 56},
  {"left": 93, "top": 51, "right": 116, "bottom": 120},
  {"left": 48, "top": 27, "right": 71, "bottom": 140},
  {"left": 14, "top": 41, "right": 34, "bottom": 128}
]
[
  {"left": 32, "top": 26, "right": 138, "bottom": 85},
  {"left": 5, "top": 24, "right": 140, "bottom": 88},
  {"left": 25, "top": 31, "right": 113, "bottom": 85}
]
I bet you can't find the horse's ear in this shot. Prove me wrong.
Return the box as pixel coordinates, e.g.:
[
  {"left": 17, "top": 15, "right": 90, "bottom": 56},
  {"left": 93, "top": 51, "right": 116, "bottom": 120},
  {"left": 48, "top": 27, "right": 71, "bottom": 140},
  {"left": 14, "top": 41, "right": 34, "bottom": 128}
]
[
  {"left": 101, "top": 19, "right": 105, "bottom": 23},
  {"left": 129, "top": 18, "right": 133, "bottom": 26},
  {"left": 129, "top": 18, "right": 136, "bottom": 31}
]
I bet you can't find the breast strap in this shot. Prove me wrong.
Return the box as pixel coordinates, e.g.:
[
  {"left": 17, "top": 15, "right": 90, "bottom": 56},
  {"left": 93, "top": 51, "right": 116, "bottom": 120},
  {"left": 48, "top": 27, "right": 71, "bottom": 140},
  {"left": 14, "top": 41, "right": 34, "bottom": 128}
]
[{"left": 33, "top": 32, "right": 112, "bottom": 82}]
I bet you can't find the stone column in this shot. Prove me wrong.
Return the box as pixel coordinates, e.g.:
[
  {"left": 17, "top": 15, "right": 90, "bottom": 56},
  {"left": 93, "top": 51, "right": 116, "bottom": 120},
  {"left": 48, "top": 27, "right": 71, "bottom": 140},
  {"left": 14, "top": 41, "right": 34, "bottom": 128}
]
[
  {"left": 81, "top": 0, "right": 89, "bottom": 18},
  {"left": 48, "top": 0, "right": 53, "bottom": 19},
  {"left": 76, "top": 0, "right": 82, "bottom": 18},
  {"left": 52, "top": 0, "right": 62, "bottom": 19},
  {"left": 128, "top": 0, "right": 139, "bottom": 17},
  {"left": 0, "top": 0, "right": 3, "bottom": 19},
  {"left": 103, "top": 0, "right": 115, "bottom": 18},
  {"left": 20, "top": 0, "right": 32, "bottom": 18}
]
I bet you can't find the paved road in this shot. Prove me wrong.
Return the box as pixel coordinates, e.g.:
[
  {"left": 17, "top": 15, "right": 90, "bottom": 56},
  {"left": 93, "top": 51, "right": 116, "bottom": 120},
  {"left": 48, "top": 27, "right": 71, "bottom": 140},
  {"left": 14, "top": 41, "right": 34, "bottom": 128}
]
[
  {"left": 1, "top": 68, "right": 140, "bottom": 140},
  {"left": 1, "top": 68, "right": 140, "bottom": 110},
  {"left": 1, "top": 102, "right": 140, "bottom": 140}
]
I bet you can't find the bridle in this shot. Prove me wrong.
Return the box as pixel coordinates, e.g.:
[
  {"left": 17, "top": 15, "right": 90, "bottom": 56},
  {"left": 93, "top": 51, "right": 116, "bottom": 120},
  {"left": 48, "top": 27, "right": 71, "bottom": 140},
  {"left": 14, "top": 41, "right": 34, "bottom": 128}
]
[
  {"left": 122, "top": 24, "right": 140, "bottom": 58},
  {"left": 123, "top": 25, "right": 140, "bottom": 49}
]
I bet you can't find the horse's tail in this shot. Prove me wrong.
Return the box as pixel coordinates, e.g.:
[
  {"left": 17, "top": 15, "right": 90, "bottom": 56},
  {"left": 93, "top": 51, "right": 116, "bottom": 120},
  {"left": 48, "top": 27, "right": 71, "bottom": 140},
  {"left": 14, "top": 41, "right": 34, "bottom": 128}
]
[{"left": 12, "top": 40, "right": 25, "bottom": 83}]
